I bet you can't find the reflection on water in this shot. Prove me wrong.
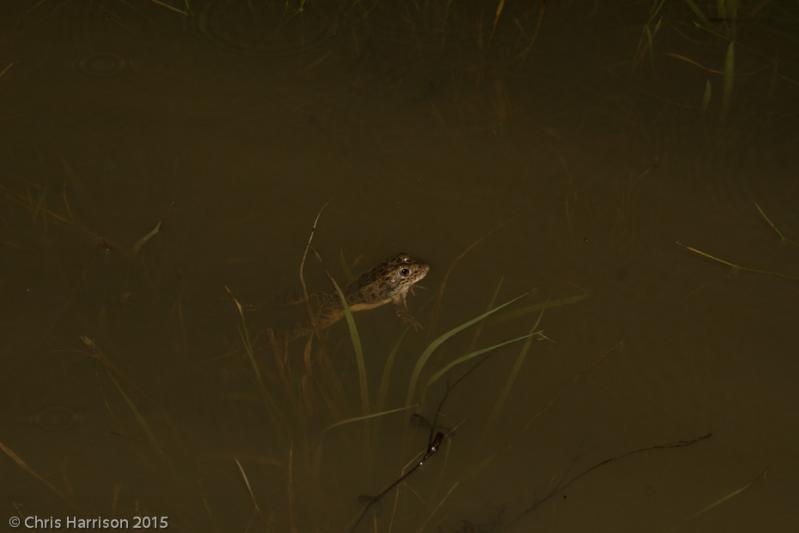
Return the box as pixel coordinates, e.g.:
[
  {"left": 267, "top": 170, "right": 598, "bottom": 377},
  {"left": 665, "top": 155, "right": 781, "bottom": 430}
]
[{"left": 1, "top": 1, "right": 798, "bottom": 532}]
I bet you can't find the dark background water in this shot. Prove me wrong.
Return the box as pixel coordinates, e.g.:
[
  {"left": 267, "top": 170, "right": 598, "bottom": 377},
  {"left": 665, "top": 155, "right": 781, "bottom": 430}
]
[{"left": 1, "top": 1, "right": 797, "bottom": 532}]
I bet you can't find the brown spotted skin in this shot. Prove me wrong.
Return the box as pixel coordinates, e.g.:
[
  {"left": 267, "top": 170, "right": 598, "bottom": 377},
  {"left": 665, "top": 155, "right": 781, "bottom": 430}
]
[{"left": 291, "top": 253, "right": 429, "bottom": 339}]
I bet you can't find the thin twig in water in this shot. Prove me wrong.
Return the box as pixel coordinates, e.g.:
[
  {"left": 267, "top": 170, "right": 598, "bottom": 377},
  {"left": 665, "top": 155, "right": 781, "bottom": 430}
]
[
  {"left": 504, "top": 432, "right": 713, "bottom": 530},
  {"left": 348, "top": 431, "right": 446, "bottom": 532},
  {"left": 347, "top": 346, "right": 484, "bottom": 533}
]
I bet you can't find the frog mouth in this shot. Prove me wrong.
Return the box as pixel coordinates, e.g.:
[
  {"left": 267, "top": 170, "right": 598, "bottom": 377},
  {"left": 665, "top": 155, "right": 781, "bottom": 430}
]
[{"left": 415, "top": 264, "right": 431, "bottom": 281}]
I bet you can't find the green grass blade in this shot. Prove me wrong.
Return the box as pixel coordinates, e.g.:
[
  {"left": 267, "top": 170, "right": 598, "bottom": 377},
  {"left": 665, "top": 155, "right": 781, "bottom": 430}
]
[
  {"left": 404, "top": 293, "right": 528, "bottom": 408},
  {"left": 330, "top": 276, "right": 370, "bottom": 415}
]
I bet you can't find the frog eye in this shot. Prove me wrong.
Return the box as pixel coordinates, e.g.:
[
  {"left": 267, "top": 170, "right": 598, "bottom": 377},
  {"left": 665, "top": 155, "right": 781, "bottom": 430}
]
[{"left": 400, "top": 267, "right": 410, "bottom": 277}]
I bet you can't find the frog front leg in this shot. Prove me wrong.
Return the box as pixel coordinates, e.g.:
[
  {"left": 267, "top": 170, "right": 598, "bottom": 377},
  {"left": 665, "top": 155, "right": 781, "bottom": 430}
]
[{"left": 392, "top": 293, "right": 423, "bottom": 331}]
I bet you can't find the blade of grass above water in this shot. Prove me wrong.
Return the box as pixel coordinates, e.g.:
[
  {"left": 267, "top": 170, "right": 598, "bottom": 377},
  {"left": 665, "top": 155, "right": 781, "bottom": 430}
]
[
  {"left": 330, "top": 276, "right": 370, "bottom": 415},
  {"left": 404, "top": 293, "right": 529, "bottom": 409}
]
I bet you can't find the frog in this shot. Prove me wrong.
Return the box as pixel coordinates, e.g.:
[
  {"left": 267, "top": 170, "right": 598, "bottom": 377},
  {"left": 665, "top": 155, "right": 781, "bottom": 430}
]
[{"left": 289, "top": 253, "right": 430, "bottom": 340}]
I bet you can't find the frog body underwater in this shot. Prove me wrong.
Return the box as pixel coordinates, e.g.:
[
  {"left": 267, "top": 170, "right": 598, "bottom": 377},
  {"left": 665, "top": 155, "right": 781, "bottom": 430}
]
[{"left": 290, "top": 253, "right": 430, "bottom": 340}]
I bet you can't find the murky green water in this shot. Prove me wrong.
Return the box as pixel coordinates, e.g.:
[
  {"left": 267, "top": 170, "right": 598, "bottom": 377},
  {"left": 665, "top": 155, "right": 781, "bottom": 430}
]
[{"left": 1, "top": 1, "right": 797, "bottom": 532}]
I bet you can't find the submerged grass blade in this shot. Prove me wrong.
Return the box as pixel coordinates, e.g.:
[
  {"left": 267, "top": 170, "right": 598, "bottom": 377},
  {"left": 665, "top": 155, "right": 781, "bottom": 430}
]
[
  {"left": 225, "top": 286, "right": 283, "bottom": 432},
  {"left": 466, "top": 277, "right": 504, "bottom": 354},
  {"left": 427, "top": 236, "right": 485, "bottom": 339},
  {"left": 299, "top": 201, "right": 329, "bottom": 341},
  {"left": 721, "top": 41, "right": 736, "bottom": 122},
  {"left": 0, "top": 439, "right": 73, "bottom": 506},
  {"left": 404, "top": 293, "right": 528, "bottom": 408},
  {"left": 0, "top": 182, "right": 72, "bottom": 225},
  {"left": 701, "top": 78, "right": 712, "bottom": 112},
  {"left": 486, "top": 305, "right": 548, "bottom": 434},
  {"left": 287, "top": 445, "right": 298, "bottom": 533},
  {"left": 633, "top": 0, "right": 665, "bottom": 71},
  {"left": 323, "top": 405, "right": 417, "bottom": 435},
  {"left": 234, "top": 457, "right": 263, "bottom": 516},
  {"left": 666, "top": 53, "right": 724, "bottom": 75},
  {"left": 416, "top": 480, "right": 460, "bottom": 533},
  {"left": 682, "top": 469, "right": 767, "bottom": 524},
  {"left": 377, "top": 329, "right": 409, "bottom": 413},
  {"left": 684, "top": 0, "right": 711, "bottom": 30},
  {"left": 515, "top": 0, "right": 546, "bottom": 65},
  {"left": 676, "top": 241, "right": 799, "bottom": 280},
  {"left": 490, "top": 291, "right": 588, "bottom": 324},
  {"left": 79, "top": 336, "right": 175, "bottom": 474},
  {"left": 422, "top": 333, "right": 538, "bottom": 402},
  {"left": 131, "top": 220, "right": 162, "bottom": 256},
  {"left": 329, "top": 276, "right": 370, "bottom": 415},
  {"left": 490, "top": 0, "right": 505, "bottom": 41},
  {"left": 106, "top": 370, "right": 175, "bottom": 474},
  {"left": 754, "top": 202, "right": 793, "bottom": 244},
  {"left": 339, "top": 248, "right": 356, "bottom": 282},
  {"left": 0, "top": 62, "right": 13, "bottom": 79},
  {"left": 150, "top": 0, "right": 189, "bottom": 16}
]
